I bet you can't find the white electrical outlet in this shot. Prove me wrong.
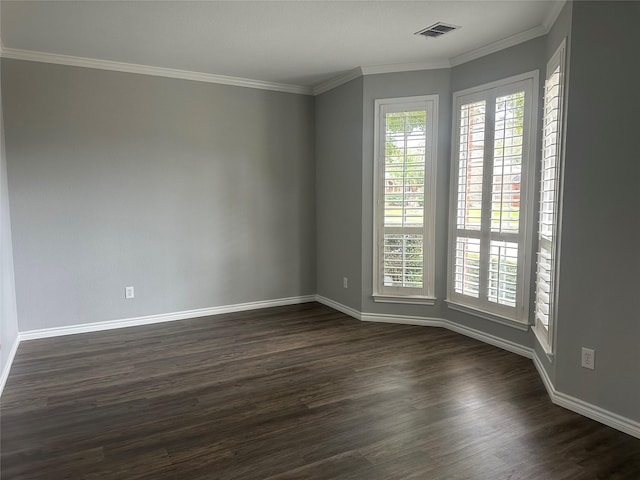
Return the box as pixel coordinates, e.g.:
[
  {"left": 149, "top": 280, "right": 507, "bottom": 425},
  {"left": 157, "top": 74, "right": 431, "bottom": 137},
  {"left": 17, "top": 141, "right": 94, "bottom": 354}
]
[
  {"left": 125, "top": 286, "right": 135, "bottom": 299},
  {"left": 343, "top": 277, "right": 348, "bottom": 289},
  {"left": 581, "top": 347, "right": 595, "bottom": 370}
]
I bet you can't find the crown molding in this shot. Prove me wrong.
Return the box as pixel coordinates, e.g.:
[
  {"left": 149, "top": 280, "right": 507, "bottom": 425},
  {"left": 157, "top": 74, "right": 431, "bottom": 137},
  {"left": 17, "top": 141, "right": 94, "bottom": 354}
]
[
  {"left": 312, "top": 60, "right": 451, "bottom": 96},
  {"left": 1, "top": 1, "right": 567, "bottom": 98},
  {"left": 0, "top": 47, "right": 314, "bottom": 96},
  {"left": 313, "top": 67, "right": 363, "bottom": 96},
  {"left": 449, "top": 24, "right": 548, "bottom": 67},
  {"left": 543, "top": 0, "right": 567, "bottom": 31},
  {"left": 360, "top": 60, "right": 451, "bottom": 76},
  {"left": 315, "top": 16, "right": 557, "bottom": 95}
]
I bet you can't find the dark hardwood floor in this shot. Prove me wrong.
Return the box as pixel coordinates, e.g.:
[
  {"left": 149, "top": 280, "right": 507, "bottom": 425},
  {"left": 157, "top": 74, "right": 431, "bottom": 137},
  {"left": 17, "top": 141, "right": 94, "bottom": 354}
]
[{"left": 2, "top": 302, "right": 639, "bottom": 479}]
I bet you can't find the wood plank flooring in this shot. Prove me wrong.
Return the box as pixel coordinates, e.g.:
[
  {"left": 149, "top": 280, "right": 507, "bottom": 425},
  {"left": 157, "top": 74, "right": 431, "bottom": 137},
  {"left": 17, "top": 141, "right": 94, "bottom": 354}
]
[{"left": 2, "top": 302, "right": 639, "bottom": 479}]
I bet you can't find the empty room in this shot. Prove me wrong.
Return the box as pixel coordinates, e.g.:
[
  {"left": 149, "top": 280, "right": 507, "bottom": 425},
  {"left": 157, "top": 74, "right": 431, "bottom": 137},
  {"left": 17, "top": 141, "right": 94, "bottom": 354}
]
[{"left": 1, "top": 1, "right": 639, "bottom": 478}]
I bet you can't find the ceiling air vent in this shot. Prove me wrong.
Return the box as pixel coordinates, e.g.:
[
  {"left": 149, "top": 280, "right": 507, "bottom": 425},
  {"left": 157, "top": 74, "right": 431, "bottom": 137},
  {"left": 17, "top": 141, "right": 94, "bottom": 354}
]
[{"left": 415, "top": 22, "right": 459, "bottom": 39}]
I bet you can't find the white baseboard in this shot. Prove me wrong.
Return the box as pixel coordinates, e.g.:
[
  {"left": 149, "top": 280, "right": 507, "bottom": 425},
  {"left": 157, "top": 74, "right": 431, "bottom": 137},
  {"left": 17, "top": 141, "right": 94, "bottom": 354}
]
[
  {"left": 0, "top": 333, "right": 21, "bottom": 396},
  {"left": 317, "top": 297, "right": 533, "bottom": 360},
  {"left": 19, "top": 295, "right": 316, "bottom": 341},
  {"left": 319, "top": 296, "right": 638, "bottom": 440},
  {"left": 363, "top": 312, "right": 533, "bottom": 359},
  {"left": 361, "top": 312, "right": 444, "bottom": 328},
  {"left": 315, "top": 295, "right": 362, "bottom": 320},
  {"left": 533, "top": 354, "right": 640, "bottom": 440},
  {"left": 7, "top": 293, "right": 640, "bottom": 440},
  {"left": 445, "top": 321, "right": 534, "bottom": 359}
]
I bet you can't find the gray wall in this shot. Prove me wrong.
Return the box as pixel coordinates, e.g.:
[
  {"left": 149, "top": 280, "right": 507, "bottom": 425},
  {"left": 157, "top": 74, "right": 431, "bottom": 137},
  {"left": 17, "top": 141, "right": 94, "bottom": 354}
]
[
  {"left": 2, "top": 59, "right": 316, "bottom": 331},
  {"left": 315, "top": 78, "right": 363, "bottom": 310},
  {"left": 361, "top": 69, "right": 451, "bottom": 318},
  {"left": 451, "top": 36, "right": 546, "bottom": 93},
  {"left": 0, "top": 58, "right": 19, "bottom": 373},
  {"left": 554, "top": 0, "right": 640, "bottom": 422}
]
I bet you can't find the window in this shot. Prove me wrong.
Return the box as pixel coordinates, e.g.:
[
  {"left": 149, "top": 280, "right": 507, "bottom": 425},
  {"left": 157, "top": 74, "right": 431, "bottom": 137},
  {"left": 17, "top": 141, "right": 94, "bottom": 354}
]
[
  {"left": 447, "top": 73, "right": 538, "bottom": 327},
  {"left": 373, "top": 96, "right": 438, "bottom": 304},
  {"left": 534, "top": 40, "right": 567, "bottom": 354}
]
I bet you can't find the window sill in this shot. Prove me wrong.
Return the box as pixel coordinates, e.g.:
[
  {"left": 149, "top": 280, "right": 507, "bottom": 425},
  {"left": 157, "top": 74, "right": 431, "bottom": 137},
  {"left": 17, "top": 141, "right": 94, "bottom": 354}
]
[
  {"left": 372, "top": 295, "right": 437, "bottom": 306},
  {"left": 533, "top": 323, "right": 555, "bottom": 361},
  {"left": 445, "top": 300, "right": 530, "bottom": 331}
]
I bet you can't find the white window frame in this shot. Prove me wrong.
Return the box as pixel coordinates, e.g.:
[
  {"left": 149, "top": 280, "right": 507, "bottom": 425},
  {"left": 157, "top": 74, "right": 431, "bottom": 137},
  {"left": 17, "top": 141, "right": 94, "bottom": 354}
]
[
  {"left": 534, "top": 40, "right": 567, "bottom": 355},
  {"left": 446, "top": 72, "right": 539, "bottom": 328},
  {"left": 373, "top": 95, "right": 438, "bottom": 305}
]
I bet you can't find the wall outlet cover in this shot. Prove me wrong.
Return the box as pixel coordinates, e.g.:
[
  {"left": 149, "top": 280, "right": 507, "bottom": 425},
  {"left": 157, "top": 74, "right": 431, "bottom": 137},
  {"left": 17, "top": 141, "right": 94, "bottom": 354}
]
[{"left": 581, "top": 347, "right": 595, "bottom": 370}]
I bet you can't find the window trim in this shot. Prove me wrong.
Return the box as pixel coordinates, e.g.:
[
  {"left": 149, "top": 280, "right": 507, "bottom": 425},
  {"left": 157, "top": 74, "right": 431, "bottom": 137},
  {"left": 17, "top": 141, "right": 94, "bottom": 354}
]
[
  {"left": 533, "top": 39, "right": 567, "bottom": 356},
  {"left": 372, "top": 95, "right": 439, "bottom": 304},
  {"left": 446, "top": 71, "right": 539, "bottom": 327}
]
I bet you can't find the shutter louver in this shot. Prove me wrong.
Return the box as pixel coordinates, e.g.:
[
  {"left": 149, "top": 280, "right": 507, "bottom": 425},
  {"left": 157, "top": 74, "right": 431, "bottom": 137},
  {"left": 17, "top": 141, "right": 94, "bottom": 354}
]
[
  {"left": 382, "top": 110, "right": 427, "bottom": 288},
  {"left": 454, "top": 237, "right": 480, "bottom": 297},
  {"left": 457, "top": 101, "right": 485, "bottom": 231},
  {"left": 491, "top": 92, "right": 524, "bottom": 235},
  {"left": 535, "top": 50, "right": 564, "bottom": 347}
]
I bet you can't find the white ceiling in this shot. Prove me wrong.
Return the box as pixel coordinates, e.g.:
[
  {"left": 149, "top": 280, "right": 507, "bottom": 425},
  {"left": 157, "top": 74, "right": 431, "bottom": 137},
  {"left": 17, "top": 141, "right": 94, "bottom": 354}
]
[{"left": 1, "top": 1, "right": 563, "bottom": 91}]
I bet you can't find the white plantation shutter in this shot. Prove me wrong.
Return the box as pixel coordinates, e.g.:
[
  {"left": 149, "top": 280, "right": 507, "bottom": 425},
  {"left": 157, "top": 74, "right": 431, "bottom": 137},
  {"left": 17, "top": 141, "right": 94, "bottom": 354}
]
[
  {"left": 488, "top": 92, "right": 525, "bottom": 308},
  {"left": 374, "top": 96, "right": 438, "bottom": 302},
  {"left": 457, "top": 100, "right": 486, "bottom": 232},
  {"left": 454, "top": 237, "right": 481, "bottom": 297},
  {"left": 454, "top": 100, "right": 485, "bottom": 298},
  {"left": 535, "top": 41, "right": 566, "bottom": 352},
  {"left": 448, "top": 73, "right": 537, "bottom": 325}
]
